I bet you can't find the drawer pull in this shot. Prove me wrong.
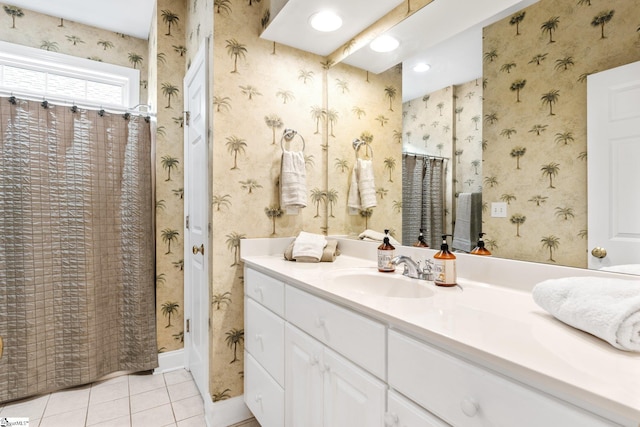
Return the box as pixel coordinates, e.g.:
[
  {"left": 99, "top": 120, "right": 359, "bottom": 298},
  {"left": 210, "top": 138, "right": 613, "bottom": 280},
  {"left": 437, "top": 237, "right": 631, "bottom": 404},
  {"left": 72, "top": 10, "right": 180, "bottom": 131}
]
[
  {"left": 315, "top": 317, "right": 325, "bottom": 328},
  {"left": 254, "top": 287, "right": 264, "bottom": 299},
  {"left": 383, "top": 412, "right": 399, "bottom": 426},
  {"left": 255, "top": 394, "right": 263, "bottom": 403},
  {"left": 461, "top": 396, "right": 479, "bottom": 417},
  {"left": 254, "top": 333, "right": 263, "bottom": 342}
]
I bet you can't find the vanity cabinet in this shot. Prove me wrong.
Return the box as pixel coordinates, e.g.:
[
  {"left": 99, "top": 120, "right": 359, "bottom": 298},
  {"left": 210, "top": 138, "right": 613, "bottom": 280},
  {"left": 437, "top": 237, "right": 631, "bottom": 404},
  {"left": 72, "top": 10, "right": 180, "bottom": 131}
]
[{"left": 388, "top": 330, "right": 615, "bottom": 427}]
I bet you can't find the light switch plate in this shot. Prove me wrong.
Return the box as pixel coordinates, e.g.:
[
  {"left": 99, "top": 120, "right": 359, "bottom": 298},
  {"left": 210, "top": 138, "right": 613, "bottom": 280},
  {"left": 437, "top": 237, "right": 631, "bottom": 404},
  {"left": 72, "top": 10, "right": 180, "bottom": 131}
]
[{"left": 491, "top": 202, "right": 507, "bottom": 218}]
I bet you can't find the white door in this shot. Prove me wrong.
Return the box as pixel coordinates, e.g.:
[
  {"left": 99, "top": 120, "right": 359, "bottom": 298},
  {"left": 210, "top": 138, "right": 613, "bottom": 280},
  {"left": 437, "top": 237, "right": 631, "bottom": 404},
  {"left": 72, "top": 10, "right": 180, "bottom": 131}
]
[
  {"left": 323, "top": 347, "right": 386, "bottom": 427},
  {"left": 285, "top": 324, "right": 324, "bottom": 427},
  {"left": 587, "top": 61, "right": 640, "bottom": 271},
  {"left": 184, "top": 40, "right": 209, "bottom": 399}
]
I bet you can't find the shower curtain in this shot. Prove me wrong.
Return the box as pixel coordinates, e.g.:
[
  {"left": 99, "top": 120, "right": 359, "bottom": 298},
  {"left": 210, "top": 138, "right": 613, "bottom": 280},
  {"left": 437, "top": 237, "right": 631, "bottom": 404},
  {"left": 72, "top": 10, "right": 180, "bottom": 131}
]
[
  {"left": 402, "top": 154, "right": 446, "bottom": 248},
  {"left": 0, "top": 97, "right": 157, "bottom": 403}
]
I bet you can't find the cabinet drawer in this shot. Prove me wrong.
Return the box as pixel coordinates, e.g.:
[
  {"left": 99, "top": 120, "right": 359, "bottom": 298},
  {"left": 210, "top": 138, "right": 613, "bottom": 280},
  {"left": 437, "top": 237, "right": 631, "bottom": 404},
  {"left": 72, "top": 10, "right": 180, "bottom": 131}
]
[
  {"left": 285, "top": 286, "right": 385, "bottom": 379},
  {"left": 244, "top": 351, "right": 284, "bottom": 427},
  {"left": 387, "top": 390, "right": 450, "bottom": 427},
  {"left": 245, "top": 268, "right": 285, "bottom": 316},
  {"left": 245, "top": 297, "right": 285, "bottom": 386},
  {"left": 388, "top": 331, "right": 612, "bottom": 427}
]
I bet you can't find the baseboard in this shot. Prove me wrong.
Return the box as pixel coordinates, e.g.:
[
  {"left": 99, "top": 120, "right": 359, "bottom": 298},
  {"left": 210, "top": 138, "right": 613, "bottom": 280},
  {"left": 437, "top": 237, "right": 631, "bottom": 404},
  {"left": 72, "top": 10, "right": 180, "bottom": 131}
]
[
  {"left": 206, "top": 395, "right": 252, "bottom": 427},
  {"left": 153, "top": 349, "right": 185, "bottom": 374}
]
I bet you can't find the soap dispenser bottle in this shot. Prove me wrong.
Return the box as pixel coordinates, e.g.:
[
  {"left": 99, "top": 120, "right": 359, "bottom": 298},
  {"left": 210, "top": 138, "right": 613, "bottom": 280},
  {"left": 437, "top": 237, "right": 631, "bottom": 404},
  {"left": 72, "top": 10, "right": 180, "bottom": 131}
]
[
  {"left": 434, "top": 235, "right": 456, "bottom": 287},
  {"left": 470, "top": 233, "right": 492, "bottom": 256},
  {"left": 377, "top": 229, "right": 396, "bottom": 273},
  {"left": 413, "top": 229, "right": 429, "bottom": 248}
]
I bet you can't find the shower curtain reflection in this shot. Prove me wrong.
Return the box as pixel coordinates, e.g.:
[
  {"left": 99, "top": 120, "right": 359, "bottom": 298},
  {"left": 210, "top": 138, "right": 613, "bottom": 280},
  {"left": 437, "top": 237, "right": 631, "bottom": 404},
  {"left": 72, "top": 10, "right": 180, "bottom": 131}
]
[
  {"left": 402, "top": 154, "right": 446, "bottom": 248},
  {"left": 0, "top": 97, "right": 156, "bottom": 403}
]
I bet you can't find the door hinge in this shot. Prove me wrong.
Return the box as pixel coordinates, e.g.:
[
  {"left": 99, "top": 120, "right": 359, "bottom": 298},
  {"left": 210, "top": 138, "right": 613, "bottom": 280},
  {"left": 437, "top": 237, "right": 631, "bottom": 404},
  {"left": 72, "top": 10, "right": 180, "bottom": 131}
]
[
  {"left": 186, "top": 318, "right": 190, "bottom": 333},
  {"left": 184, "top": 110, "right": 190, "bottom": 126},
  {"left": 186, "top": 215, "right": 190, "bottom": 229}
]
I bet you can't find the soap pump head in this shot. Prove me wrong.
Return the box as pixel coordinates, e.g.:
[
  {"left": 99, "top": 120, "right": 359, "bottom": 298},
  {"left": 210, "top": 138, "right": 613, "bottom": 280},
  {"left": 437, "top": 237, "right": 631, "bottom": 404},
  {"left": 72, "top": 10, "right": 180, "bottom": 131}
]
[{"left": 440, "top": 234, "right": 451, "bottom": 251}]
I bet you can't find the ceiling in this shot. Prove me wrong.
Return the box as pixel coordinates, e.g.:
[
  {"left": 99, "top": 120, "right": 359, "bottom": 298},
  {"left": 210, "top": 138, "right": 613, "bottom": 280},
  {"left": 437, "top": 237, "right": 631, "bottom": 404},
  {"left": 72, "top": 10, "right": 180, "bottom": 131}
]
[
  {"left": 6, "top": 0, "right": 155, "bottom": 39},
  {"left": 8, "top": 0, "right": 539, "bottom": 101}
]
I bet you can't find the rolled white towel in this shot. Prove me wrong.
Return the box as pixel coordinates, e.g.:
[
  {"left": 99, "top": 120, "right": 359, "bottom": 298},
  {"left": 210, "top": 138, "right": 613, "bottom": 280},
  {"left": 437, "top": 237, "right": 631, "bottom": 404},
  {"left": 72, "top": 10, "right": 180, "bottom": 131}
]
[
  {"left": 358, "top": 229, "right": 400, "bottom": 246},
  {"left": 292, "top": 231, "right": 327, "bottom": 261},
  {"left": 280, "top": 150, "right": 307, "bottom": 212},
  {"left": 533, "top": 277, "right": 640, "bottom": 352}
]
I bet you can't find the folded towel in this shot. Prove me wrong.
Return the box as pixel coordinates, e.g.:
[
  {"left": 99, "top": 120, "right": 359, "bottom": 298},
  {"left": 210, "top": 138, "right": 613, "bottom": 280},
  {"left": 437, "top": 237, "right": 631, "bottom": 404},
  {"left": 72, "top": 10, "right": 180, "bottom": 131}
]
[
  {"left": 280, "top": 150, "right": 307, "bottom": 213},
  {"left": 533, "top": 277, "right": 640, "bottom": 352},
  {"left": 348, "top": 160, "right": 377, "bottom": 216},
  {"left": 452, "top": 192, "right": 482, "bottom": 252},
  {"left": 358, "top": 159, "right": 377, "bottom": 209},
  {"left": 347, "top": 165, "right": 361, "bottom": 215},
  {"left": 285, "top": 239, "right": 339, "bottom": 263},
  {"left": 358, "top": 229, "right": 400, "bottom": 246},
  {"left": 292, "top": 231, "right": 327, "bottom": 261}
]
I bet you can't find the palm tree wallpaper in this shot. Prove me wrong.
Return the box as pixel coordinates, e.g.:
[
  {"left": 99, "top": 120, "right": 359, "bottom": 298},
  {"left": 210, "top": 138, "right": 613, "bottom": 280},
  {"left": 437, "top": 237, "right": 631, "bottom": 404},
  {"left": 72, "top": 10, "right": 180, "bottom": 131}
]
[
  {"left": 482, "top": 0, "right": 640, "bottom": 267},
  {"left": 402, "top": 79, "right": 484, "bottom": 238}
]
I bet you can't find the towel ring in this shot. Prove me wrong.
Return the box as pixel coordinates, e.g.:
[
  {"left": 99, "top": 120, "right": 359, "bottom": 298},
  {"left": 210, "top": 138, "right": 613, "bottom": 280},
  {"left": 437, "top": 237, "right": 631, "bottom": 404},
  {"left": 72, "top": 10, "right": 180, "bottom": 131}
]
[
  {"left": 353, "top": 139, "right": 373, "bottom": 160},
  {"left": 280, "top": 128, "right": 305, "bottom": 152}
]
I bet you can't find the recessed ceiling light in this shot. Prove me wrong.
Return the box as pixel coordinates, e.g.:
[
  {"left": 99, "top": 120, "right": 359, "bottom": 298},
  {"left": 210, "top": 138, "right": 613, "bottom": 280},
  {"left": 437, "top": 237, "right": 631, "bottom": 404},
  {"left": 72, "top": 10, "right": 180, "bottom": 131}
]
[
  {"left": 309, "top": 11, "right": 343, "bottom": 32},
  {"left": 369, "top": 35, "right": 399, "bottom": 53},
  {"left": 413, "top": 63, "right": 431, "bottom": 72}
]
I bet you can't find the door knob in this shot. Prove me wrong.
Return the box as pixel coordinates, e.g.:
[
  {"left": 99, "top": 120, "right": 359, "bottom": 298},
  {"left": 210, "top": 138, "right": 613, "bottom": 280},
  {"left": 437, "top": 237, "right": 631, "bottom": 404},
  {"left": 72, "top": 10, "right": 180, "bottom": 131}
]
[
  {"left": 192, "top": 244, "right": 204, "bottom": 255},
  {"left": 591, "top": 247, "right": 607, "bottom": 258}
]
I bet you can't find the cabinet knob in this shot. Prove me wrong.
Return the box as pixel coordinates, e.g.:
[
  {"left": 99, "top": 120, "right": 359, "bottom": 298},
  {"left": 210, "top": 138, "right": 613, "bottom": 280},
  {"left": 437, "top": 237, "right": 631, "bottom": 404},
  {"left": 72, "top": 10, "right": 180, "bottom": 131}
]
[
  {"left": 315, "top": 317, "right": 325, "bottom": 327},
  {"left": 383, "top": 412, "right": 399, "bottom": 426},
  {"left": 254, "top": 394, "right": 262, "bottom": 403},
  {"left": 254, "top": 287, "right": 263, "bottom": 298},
  {"left": 309, "top": 355, "right": 320, "bottom": 366},
  {"left": 461, "top": 396, "right": 479, "bottom": 417},
  {"left": 254, "top": 333, "right": 263, "bottom": 342}
]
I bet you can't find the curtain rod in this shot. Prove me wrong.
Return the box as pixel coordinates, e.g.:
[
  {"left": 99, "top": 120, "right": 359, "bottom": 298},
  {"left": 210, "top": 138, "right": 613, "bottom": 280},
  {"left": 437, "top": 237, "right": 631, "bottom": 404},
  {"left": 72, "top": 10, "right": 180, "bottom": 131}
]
[
  {"left": 0, "top": 91, "right": 155, "bottom": 117},
  {"left": 402, "top": 151, "right": 449, "bottom": 161}
]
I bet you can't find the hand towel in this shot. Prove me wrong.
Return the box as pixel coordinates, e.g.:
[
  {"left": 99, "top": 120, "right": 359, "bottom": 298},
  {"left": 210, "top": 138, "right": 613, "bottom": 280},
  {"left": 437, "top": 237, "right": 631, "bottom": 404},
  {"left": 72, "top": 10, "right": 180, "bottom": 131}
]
[
  {"left": 357, "top": 159, "right": 377, "bottom": 209},
  {"left": 347, "top": 165, "right": 361, "bottom": 215},
  {"left": 285, "top": 239, "right": 339, "bottom": 263},
  {"left": 280, "top": 150, "right": 307, "bottom": 213},
  {"left": 452, "top": 192, "right": 482, "bottom": 252},
  {"left": 358, "top": 229, "right": 400, "bottom": 246},
  {"left": 292, "top": 231, "right": 327, "bottom": 262},
  {"left": 533, "top": 277, "right": 640, "bottom": 352}
]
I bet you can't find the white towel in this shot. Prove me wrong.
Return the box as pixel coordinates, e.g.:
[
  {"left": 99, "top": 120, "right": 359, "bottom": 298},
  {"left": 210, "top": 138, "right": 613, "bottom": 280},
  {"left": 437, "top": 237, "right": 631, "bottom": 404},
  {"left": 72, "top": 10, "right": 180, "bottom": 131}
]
[
  {"left": 357, "top": 159, "right": 377, "bottom": 209},
  {"left": 280, "top": 150, "right": 307, "bottom": 213},
  {"left": 533, "top": 277, "right": 640, "bottom": 352},
  {"left": 292, "top": 231, "right": 327, "bottom": 261},
  {"left": 452, "top": 192, "right": 482, "bottom": 252},
  {"left": 347, "top": 166, "right": 361, "bottom": 215},
  {"left": 348, "top": 159, "right": 377, "bottom": 215},
  {"left": 358, "top": 229, "right": 400, "bottom": 246}
]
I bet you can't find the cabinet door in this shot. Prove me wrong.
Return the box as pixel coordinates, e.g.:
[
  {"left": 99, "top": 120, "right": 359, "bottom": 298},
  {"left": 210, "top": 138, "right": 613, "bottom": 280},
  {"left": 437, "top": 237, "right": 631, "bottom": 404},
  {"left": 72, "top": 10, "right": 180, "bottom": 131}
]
[
  {"left": 285, "top": 324, "right": 324, "bottom": 427},
  {"left": 323, "top": 346, "right": 386, "bottom": 427}
]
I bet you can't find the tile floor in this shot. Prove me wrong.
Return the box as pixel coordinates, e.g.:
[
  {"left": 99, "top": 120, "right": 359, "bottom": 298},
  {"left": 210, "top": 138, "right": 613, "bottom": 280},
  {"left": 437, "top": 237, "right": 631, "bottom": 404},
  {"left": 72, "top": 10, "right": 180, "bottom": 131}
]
[{"left": 0, "top": 369, "right": 207, "bottom": 427}]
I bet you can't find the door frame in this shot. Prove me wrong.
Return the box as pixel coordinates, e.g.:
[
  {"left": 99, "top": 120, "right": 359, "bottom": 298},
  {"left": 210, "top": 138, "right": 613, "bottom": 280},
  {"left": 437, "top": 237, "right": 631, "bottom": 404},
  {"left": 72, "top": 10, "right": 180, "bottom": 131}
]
[{"left": 183, "top": 38, "right": 210, "bottom": 400}]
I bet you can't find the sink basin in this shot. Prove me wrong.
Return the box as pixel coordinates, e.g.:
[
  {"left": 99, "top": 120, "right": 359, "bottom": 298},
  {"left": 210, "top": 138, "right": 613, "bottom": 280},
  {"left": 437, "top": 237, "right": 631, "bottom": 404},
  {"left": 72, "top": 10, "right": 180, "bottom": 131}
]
[{"left": 323, "top": 268, "right": 434, "bottom": 299}]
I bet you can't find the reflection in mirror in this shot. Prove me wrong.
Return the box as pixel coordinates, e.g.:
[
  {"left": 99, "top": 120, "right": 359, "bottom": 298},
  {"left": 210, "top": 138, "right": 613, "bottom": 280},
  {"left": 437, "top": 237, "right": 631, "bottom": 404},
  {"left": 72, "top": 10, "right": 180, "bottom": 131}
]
[{"left": 394, "top": 0, "right": 640, "bottom": 274}]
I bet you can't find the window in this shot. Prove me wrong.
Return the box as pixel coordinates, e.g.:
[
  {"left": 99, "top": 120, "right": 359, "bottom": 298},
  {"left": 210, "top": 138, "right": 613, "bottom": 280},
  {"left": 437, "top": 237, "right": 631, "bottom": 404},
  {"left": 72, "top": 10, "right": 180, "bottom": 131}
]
[{"left": 0, "top": 40, "right": 139, "bottom": 109}]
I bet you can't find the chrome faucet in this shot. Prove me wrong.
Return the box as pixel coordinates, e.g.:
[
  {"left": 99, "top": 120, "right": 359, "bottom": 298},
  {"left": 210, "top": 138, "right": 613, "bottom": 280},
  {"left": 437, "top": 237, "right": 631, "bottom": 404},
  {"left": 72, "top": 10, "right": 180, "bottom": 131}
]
[
  {"left": 391, "top": 255, "right": 435, "bottom": 281},
  {"left": 391, "top": 255, "right": 421, "bottom": 279}
]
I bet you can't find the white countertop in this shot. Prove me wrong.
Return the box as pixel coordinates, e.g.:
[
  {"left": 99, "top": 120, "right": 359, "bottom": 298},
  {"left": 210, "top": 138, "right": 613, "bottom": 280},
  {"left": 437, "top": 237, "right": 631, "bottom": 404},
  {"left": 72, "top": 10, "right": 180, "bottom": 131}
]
[{"left": 241, "top": 238, "right": 640, "bottom": 425}]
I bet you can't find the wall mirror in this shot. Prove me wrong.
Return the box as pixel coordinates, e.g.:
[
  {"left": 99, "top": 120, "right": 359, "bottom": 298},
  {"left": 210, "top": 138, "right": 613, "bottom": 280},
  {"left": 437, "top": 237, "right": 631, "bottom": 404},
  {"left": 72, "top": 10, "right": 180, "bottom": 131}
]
[{"left": 327, "top": 0, "right": 640, "bottom": 275}]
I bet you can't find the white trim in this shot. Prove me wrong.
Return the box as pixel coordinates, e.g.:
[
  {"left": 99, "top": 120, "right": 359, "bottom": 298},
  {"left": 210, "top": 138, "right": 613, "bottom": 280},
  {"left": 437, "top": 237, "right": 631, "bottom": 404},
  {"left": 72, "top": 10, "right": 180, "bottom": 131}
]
[
  {"left": 153, "top": 349, "right": 185, "bottom": 374},
  {"left": 206, "top": 395, "right": 252, "bottom": 427},
  {"left": 0, "top": 40, "right": 139, "bottom": 109}
]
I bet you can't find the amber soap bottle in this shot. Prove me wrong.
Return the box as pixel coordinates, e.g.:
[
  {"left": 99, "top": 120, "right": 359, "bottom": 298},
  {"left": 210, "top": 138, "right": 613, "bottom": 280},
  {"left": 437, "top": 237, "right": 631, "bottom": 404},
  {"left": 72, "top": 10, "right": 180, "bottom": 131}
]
[
  {"left": 413, "top": 228, "right": 429, "bottom": 248},
  {"left": 377, "top": 229, "right": 395, "bottom": 273},
  {"left": 470, "top": 232, "right": 492, "bottom": 256},
  {"left": 434, "top": 235, "right": 456, "bottom": 287}
]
